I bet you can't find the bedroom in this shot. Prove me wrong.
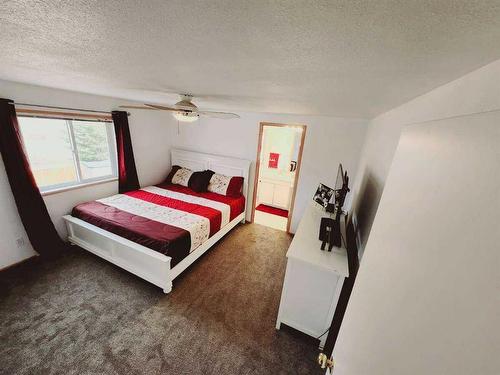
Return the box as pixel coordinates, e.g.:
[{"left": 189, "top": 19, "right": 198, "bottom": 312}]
[{"left": 1, "top": 2, "right": 499, "bottom": 375}]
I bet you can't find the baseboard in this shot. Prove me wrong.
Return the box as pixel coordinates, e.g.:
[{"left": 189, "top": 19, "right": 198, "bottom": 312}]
[{"left": 0, "top": 255, "right": 39, "bottom": 272}]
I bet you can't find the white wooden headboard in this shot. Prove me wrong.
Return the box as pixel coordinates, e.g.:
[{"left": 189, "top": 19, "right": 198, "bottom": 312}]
[{"left": 171, "top": 148, "right": 251, "bottom": 204}]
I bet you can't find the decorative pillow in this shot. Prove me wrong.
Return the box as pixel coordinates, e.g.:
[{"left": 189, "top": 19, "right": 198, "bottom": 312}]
[
  {"left": 188, "top": 170, "right": 215, "bottom": 193},
  {"left": 165, "top": 165, "right": 181, "bottom": 184},
  {"left": 171, "top": 167, "right": 193, "bottom": 187},
  {"left": 208, "top": 173, "right": 244, "bottom": 197}
]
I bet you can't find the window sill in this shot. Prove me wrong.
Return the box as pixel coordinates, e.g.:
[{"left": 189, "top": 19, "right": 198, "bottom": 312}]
[{"left": 40, "top": 177, "right": 118, "bottom": 197}]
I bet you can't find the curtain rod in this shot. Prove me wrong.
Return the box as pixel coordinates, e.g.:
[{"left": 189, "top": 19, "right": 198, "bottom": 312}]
[{"left": 14, "top": 102, "right": 130, "bottom": 116}]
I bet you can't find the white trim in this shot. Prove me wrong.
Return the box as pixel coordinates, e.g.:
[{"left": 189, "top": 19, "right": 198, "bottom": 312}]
[
  {"left": 63, "top": 149, "right": 251, "bottom": 293},
  {"left": 17, "top": 115, "right": 118, "bottom": 195},
  {"left": 41, "top": 177, "right": 117, "bottom": 196}
]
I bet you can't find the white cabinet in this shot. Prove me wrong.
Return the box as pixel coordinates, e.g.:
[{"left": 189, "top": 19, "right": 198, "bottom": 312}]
[
  {"left": 258, "top": 181, "right": 275, "bottom": 205},
  {"left": 257, "top": 178, "right": 292, "bottom": 209},
  {"left": 273, "top": 184, "right": 291, "bottom": 208},
  {"left": 275, "top": 203, "right": 348, "bottom": 348}
]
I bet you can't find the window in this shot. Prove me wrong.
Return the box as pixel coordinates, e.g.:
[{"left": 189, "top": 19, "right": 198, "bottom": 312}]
[{"left": 18, "top": 116, "right": 117, "bottom": 192}]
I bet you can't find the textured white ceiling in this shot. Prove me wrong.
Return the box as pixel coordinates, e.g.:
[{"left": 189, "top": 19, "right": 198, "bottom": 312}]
[{"left": 1, "top": 1, "right": 500, "bottom": 117}]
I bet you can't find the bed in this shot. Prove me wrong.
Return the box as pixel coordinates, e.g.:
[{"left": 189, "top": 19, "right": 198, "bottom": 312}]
[{"left": 63, "top": 149, "right": 251, "bottom": 293}]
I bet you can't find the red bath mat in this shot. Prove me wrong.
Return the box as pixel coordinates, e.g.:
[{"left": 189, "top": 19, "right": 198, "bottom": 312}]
[{"left": 255, "top": 204, "right": 289, "bottom": 218}]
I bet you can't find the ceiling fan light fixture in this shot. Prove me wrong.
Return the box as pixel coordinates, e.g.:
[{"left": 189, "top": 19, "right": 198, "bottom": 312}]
[
  {"left": 173, "top": 111, "right": 199, "bottom": 122},
  {"left": 120, "top": 94, "right": 238, "bottom": 120}
]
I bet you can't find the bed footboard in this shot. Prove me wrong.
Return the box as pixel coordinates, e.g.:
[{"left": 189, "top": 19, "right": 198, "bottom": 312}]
[{"left": 63, "top": 215, "right": 173, "bottom": 293}]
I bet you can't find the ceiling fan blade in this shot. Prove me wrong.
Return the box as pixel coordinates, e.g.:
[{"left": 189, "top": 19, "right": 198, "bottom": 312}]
[
  {"left": 119, "top": 105, "right": 160, "bottom": 110},
  {"left": 174, "top": 104, "right": 199, "bottom": 111},
  {"left": 144, "top": 104, "right": 185, "bottom": 112},
  {"left": 198, "top": 111, "right": 240, "bottom": 119},
  {"left": 128, "top": 88, "right": 234, "bottom": 102}
]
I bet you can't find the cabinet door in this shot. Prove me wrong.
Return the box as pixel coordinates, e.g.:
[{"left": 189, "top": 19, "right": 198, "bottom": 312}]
[
  {"left": 258, "top": 181, "right": 275, "bottom": 205},
  {"left": 280, "top": 259, "right": 342, "bottom": 338},
  {"left": 273, "top": 184, "right": 291, "bottom": 209}
]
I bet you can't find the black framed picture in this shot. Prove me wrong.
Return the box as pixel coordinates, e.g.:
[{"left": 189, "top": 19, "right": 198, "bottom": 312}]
[{"left": 313, "top": 183, "right": 334, "bottom": 209}]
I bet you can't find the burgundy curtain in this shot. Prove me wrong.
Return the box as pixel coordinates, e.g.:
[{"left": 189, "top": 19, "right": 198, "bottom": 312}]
[
  {"left": 112, "top": 111, "right": 140, "bottom": 193},
  {"left": 0, "top": 98, "right": 64, "bottom": 258}
]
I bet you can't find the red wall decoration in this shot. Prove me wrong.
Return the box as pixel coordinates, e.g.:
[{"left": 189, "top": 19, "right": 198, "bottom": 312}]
[{"left": 268, "top": 152, "right": 279, "bottom": 168}]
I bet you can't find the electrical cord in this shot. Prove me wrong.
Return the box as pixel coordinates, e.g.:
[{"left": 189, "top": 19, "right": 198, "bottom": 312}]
[
  {"left": 316, "top": 327, "right": 330, "bottom": 339},
  {"left": 341, "top": 232, "right": 346, "bottom": 248}
]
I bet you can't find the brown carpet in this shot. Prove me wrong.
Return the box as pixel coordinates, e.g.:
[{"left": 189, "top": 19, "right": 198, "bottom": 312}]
[{"left": 0, "top": 223, "right": 322, "bottom": 375}]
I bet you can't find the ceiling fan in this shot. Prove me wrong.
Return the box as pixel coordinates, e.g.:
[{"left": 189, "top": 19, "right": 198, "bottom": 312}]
[{"left": 120, "top": 94, "right": 240, "bottom": 122}]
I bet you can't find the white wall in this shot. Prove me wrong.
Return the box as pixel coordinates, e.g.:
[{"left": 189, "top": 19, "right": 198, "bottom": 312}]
[
  {"left": 331, "top": 58, "right": 500, "bottom": 374},
  {"left": 333, "top": 112, "right": 500, "bottom": 374},
  {"left": 351, "top": 59, "right": 500, "bottom": 248},
  {"left": 169, "top": 112, "right": 368, "bottom": 232},
  {"left": 0, "top": 80, "right": 175, "bottom": 269}
]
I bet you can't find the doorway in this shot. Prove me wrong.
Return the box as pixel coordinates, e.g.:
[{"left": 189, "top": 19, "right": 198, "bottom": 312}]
[{"left": 251, "top": 122, "right": 306, "bottom": 232}]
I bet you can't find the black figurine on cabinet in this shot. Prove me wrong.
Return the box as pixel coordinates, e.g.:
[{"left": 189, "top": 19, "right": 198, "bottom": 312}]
[{"left": 319, "top": 217, "right": 335, "bottom": 251}]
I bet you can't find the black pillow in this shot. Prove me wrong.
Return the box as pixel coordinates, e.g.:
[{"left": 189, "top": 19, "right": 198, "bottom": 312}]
[
  {"left": 188, "top": 170, "right": 215, "bottom": 193},
  {"left": 165, "top": 165, "right": 181, "bottom": 184}
]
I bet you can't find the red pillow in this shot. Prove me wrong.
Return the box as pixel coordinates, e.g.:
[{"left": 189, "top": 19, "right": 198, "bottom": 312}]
[{"left": 226, "top": 176, "right": 244, "bottom": 197}]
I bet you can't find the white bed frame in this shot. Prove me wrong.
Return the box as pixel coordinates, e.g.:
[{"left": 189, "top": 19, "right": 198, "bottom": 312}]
[{"left": 63, "top": 149, "right": 251, "bottom": 294}]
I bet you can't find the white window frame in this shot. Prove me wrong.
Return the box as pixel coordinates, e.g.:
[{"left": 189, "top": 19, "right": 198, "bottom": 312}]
[{"left": 18, "top": 115, "right": 118, "bottom": 194}]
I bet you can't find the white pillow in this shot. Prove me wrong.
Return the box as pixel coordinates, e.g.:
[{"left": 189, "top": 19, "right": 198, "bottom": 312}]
[
  {"left": 171, "top": 167, "right": 193, "bottom": 187},
  {"left": 207, "top": 173, "right": 234, "bottom": 195}
]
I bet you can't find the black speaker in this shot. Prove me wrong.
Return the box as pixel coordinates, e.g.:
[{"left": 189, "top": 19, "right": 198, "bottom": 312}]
[{"left": 319, "top": 217, "right": 341, "bottom": 251}]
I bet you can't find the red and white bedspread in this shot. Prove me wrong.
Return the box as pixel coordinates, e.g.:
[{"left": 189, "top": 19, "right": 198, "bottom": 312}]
[{"left": 72, "top": 183, "right": 245, "bottom": 266}]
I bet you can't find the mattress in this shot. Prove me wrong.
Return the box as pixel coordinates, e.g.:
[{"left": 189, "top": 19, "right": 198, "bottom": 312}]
[{"left": 72, "top": 183, "right": 245, "bottom": 266}]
